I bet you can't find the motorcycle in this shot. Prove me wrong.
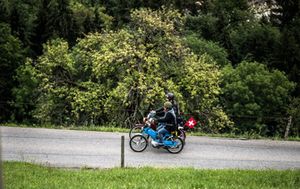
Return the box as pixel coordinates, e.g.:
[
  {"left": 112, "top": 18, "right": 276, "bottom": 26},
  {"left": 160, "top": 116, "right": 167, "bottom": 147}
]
[
  {"left": 129, "top": 111, "right": 186, "bottom": 143},
  {"left": 129, "top": 111, "right": 184, "bottom": 154}
]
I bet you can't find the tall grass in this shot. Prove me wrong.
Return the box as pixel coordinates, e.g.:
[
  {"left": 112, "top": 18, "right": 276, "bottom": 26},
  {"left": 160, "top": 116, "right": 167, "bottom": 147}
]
[{"left": 3, "top": 162, "right": 300, "bottom": 189}]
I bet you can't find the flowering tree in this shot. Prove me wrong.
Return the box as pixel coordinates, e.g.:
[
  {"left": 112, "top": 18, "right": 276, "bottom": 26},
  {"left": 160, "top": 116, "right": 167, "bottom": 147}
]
[{"left": 17, "top": 7, "right": 230, "bottom": 131}]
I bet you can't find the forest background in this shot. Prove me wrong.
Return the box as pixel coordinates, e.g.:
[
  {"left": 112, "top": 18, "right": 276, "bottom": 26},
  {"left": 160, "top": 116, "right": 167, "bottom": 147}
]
[{"left": 0, "top": 0, "right": 299, "bottom": 138}]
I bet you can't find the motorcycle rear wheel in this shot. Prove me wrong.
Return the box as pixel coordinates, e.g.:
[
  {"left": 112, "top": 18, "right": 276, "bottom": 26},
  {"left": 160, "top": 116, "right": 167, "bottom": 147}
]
[
  {"left": 129, "top": 124, "right": 149, "bottom": 139},
  {"left": 166, "top": 137, "right": 184, "bottom": 154},
  {"left": 178, "top": 129, "right": 186, "bottom": 144}
]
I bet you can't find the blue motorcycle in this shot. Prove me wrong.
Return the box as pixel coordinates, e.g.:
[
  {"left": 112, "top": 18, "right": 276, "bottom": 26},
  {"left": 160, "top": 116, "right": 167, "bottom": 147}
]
[{"left": 129, "top": 112, "right": 184, "bottom": 154}]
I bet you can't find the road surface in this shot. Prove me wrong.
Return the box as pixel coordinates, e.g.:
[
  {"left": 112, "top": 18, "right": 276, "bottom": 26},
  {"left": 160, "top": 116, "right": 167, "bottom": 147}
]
[{"left": 1, "top": 126, "right": 300, "bottom": 169}]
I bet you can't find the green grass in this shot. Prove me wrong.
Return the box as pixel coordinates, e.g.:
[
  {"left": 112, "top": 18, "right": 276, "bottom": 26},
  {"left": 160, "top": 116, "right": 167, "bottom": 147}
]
[
  {"left": 2, "top": 123, "right": 130, "bottom": 133},
  {"left": 189, "top": 131, "right": 300, "bottom": 141},
  {"left": 3, "top": 162, "right": 300, "bottom": 189}
]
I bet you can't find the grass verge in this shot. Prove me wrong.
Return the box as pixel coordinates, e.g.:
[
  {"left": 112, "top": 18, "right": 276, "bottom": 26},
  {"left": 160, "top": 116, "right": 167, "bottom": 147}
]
[
  {"left": 3, "top": 161, "right": 300, "bottom": 189},
  {"left": 2, "top": 123, "right": 300, "bottom": 141},
  {"left": 2, "top": 123, "right": 129, "bottom": 133}
]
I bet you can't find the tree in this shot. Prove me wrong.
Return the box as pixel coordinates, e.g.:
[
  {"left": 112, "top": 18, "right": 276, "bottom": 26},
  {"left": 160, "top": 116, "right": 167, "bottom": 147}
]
[
  {"left": 228, "top": 22, "right": 281, "bottom": 64},
  {"left": 185, "top": 0, "right": 256, "bottom": 63},
  {"left": 12, "top": 59, "right": 39, "bottom": 122},
  {"left": 0, "top": 0, "right": 9, "bottom": 23},
  {"left": 5, "top": 0, "right": 40, "bottom": 48},
  {"left": 17, "top": 7, "right": 230, "bottom": 131},
  {"left": 221, "top": 61, "right": 295, "bottom": 136},
  {"left": 270, "top": 0, "right": 300, "bottom": 95},
  {"left": 0, "top": 23, "right": 25, "bottom": 121},
  {"left": 30, "top": 0, "right": 53, "bottom": 56},
  {"left": 184, "top": 34, "right": 230, "bottom": 67},
  {"left": 70, "top": 1, "right": 113, "bottom": 34},
  {"left": 185, "top": 13, "right": 219, "bottom": 40},
  {"left": 31, "top": 0, "right": 113, "bottom": 56},
  {"left": 32, "top": 39, "right": 79, "bottom": 125},
  {"left": 99, "top": 0, "right": 200, "bottom": 28}
]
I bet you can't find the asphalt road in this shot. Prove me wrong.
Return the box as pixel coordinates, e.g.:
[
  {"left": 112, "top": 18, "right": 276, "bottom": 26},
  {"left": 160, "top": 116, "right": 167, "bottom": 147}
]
[{"left": 1, "top": 126, "right": 300, "bottom": 169}]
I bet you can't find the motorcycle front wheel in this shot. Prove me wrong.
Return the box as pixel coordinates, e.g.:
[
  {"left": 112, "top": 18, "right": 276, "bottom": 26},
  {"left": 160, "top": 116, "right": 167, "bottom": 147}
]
[{"left": 129, "top": 135, "right": 148, "bottom": 152}]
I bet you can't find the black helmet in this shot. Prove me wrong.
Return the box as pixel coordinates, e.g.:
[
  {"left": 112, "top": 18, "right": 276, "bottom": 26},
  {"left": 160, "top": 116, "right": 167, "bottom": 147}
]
[{"left": 166, "top": 92, "right": 174, "bottom": 100}]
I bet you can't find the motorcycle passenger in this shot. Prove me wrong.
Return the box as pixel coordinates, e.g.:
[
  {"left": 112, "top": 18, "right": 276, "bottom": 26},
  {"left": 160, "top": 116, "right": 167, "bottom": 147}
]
[
  {"left": 152, "top": 101, "right": 177, "bottom": 146},
  {"left": 155, "top": 92, "right": 180, "bottom": 117},
  {"left": 166, "top": 92, "right": 180, "bottom": 118},
  {"left": 166, "top": 92, "right": 185, "bottom": 129}
]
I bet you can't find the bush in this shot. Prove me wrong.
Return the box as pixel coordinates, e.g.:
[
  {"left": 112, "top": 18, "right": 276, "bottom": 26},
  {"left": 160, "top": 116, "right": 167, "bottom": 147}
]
[{"left": 221, "top": 61, "right": 295, "bottom": 136}]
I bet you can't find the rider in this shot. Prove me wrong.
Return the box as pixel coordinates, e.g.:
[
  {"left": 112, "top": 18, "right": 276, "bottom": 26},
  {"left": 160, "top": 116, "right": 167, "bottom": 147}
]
[
  {"left": 155, "top": 92, "right": 183, "bottom": 129},
  {"left": 155, "top": 92, "right": 180, "bottom": 118},
  {"left": 152, "top": 101, "right": 177, "bottom": 146}
]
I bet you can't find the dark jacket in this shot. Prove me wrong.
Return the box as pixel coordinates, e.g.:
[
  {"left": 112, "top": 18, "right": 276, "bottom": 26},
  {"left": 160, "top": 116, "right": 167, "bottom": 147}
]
[
  {"left": 171, "top": 100, "right": 180, "bottom": 118},
  {"left": 156, "top": 109, "right": 176, "bottom": 132},
  {"left": 155, "top": 107, "right": 165, "bottom": 116}
]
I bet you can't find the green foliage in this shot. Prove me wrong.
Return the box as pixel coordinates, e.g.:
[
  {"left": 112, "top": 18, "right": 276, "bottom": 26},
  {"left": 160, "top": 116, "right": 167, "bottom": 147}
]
[
  {"left": 228, "top": 22, "right": 281, "bottom": 64},
  {"left": 5, "top": 0, "right": 40, "bottom": 47},
  {"left": 12, "top": 59, "right": 39, "bottom": 122},
  {"left": 180, "top": 54, "right": 221, "bottom": 111},
  {"left": 0, "top": 0, "right": 10, "bottom": 23},
  {"left": 70, "top": 1, "right": 113, "bottom": 33},
  {"left": 185, "top": 0, "right": 300, "bottom": 102},
  {"left": 32, "top": 39, "right": 79, "bottom": 125},
  {"left": 287, "top": 97, "right": 300, "bottom": 137},
  {"left": 185, "top": 14, "right": 219, "bottom": 40},
  {"left": 0, "top": 23, "right": 25, "bottom": 121},
  {"left": 17, "top": 7, "right": 226, "bottom": 130},
  {"left": 207, "top": 107, "right": 234, "bottom": 133},
  {"left": 272, "top": 19, "right": 300, "bottom": 95},
  {"left": 184, "top": 34, "right": 230, "bottom": 67},
  {"left": 80, "top": 7, "right": 222, "bottom": 127},
  {"left": 1, "top": 0, "right": 113, "bottom": 57},
  {"left": 100, "top": 0, "right": 197, "bottom": 27},
  {"left": 185, "top": 0, "right": 254, "bottom": 42},
  {"left": 180, "top": 54, "right": 232, "bottom": 133},
  {"left": 2, "top": 0, "right": 299, "bottom": 137},
  {"left": 221, "top": 61, "right": 295, "bottom": 136}
]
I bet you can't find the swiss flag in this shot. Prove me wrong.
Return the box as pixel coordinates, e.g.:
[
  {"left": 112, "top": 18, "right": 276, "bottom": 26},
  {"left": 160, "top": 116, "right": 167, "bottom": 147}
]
[{"left": 185, "top": 117, "right": 197, "bottom": 129}]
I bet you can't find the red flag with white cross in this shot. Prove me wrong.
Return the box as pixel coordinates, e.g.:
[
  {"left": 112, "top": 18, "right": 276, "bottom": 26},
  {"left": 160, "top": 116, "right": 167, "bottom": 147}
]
[{"left": 185, "top": 117, "right": 197, "bottom": 129}]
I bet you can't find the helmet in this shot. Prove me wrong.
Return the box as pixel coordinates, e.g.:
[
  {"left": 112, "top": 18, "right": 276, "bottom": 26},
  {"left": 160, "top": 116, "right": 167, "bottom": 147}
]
[
  {"left": 164, "top": 101, "right": 173, "bottom": 110},
  {"left": 166, "top": 92, "right": 175, "bottom": 100}
]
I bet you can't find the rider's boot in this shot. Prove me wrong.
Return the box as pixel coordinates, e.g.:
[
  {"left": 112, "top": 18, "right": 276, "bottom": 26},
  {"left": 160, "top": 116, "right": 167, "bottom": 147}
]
[{"left": 151, "top": 140, "right": 160, "bottom": 147}]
